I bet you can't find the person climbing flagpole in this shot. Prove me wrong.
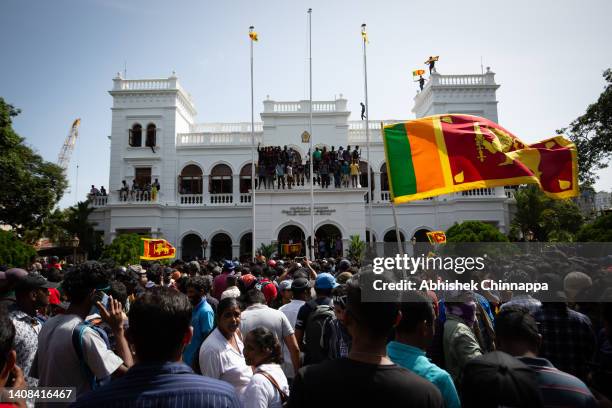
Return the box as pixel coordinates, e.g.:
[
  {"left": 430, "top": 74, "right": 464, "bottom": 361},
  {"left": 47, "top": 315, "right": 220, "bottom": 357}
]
[
  {"left": 361, "top": 23, "right": 373, "bottom": 254},
  {"left": 249, "top": 26, "right": 258, "bottom": 261}
]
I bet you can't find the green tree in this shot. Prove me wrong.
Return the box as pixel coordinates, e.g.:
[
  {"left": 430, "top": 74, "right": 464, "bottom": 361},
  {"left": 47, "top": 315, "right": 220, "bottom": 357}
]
[
  {"left": 512, "top": 185, "right": 583, "bottom": 241},
  {"left": 559, "top": 69, "right": 612, "bottom": 186},
  {"left": 446, "top": 221, "right": 509, "bottom": 243},
  {"left": 258, "top": 242, "right": 276, "bottom": 259},
  {"left": 0, "top": 98, "right": 68, "bottom": 234},
  {"left": 0, "top": 230, "right": 36, "bottom": 267},
  {"left": 347, "top": 235, "right": 366, "bottom": 265},
  {"left": 63, "top": 201, "right": 103, "bottom": 260},
  {"left": 576, "top": 213, "right": 612, "bottom": 242},
  {"left": 100, "top": 234, "right": 142, "bottom": 266}
]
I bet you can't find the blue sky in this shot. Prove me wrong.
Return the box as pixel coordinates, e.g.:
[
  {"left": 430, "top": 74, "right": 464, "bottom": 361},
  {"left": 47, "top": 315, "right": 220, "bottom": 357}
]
[{"left": 1, "top": 0, "right": 611, "bottom": 208}]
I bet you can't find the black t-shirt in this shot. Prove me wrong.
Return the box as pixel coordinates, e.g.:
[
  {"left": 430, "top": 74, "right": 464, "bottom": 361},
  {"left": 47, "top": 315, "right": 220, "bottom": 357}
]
[{"left": 289, "top": 358, "right": 443, "bottom": 408}]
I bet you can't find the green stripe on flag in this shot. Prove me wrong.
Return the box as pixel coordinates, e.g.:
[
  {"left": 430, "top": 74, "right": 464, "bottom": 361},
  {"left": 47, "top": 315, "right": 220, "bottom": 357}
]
[{"left": 383, "top": 123, "right": 417, "bottom": 197}]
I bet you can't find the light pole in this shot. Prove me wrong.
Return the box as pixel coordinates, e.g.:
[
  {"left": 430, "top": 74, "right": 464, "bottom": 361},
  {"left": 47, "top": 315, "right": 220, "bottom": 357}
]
[{"left": 71, "top": 235, "right": 80, "bottom": 264}]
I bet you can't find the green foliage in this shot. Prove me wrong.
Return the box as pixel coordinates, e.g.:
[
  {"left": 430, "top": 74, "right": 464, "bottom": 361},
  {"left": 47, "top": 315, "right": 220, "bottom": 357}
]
[
  {"left": 560, "top": 69, "right": 612, "bottom": 186},
  {"left": 0, "top": 230, "right": 36, "bottom": 267},
  {"left": 100, "top": 234, "right": 142, "bottom": 266},
  {"left": 63, "top": 201, "right": 103, "bottom": 260},
  {"left": 347, "top": 235, "right": 366, "bottom": 265},
  {"left": 512, "top": 185, "right": 584, "bottom": 241},
  {"left": 259, "top": 242, "right": 276, "bottom": 259},
  {"left": 576, "top": 213, "right": 612, "bottom": 242},
  {"left": 446, "top": 221, "right": 509, "bottom": 243},
  {"left": 0, "top": 98, "right": 68, "bottom": 234}
]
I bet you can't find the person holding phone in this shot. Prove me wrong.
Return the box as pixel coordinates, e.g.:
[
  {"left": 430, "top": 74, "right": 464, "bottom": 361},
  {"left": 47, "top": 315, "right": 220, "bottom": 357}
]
[{"left": 31, "top": 262, "right": 133, "bottom": 406}]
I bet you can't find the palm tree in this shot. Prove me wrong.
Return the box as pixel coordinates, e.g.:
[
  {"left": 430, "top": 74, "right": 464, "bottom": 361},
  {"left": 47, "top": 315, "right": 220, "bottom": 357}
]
[
  {"left": 63, "top": 201, "right": 101, "bottom": 260},
  {"left": 347, "top": 234, "right": 366, "bottom": 266}
]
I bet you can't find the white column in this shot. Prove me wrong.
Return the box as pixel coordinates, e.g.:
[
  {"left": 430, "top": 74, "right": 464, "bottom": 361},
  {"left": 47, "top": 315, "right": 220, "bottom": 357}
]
[
  {"left": 373, "top": 171, "right": 381, "bottom": 203},
  {"left": 232, "top": 243, "right": 240, "bottom": 259},
  {"left": 203, "top": 175, "right": 210, "bottom": 204},
  {"left": 232, "top": 175, "right": 240, "bottom": 204}
]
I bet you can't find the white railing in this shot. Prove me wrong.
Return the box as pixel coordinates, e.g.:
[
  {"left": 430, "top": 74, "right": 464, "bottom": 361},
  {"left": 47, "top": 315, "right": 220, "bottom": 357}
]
[
  {"left": 429, "top": 72, "right": 495, "bottom": 87},
  {"left": 210, "top": 193, "right": 233, "bottom": 205},
  {"left": 177, "top": 132, "right": 263, "bottom": 146},
  {"left": 180, "top": 194, "right": 204, "bottom": 205},
  {"left": 347, "top": 120, "right": 404, "bottom": 143},
  {"left": 117, "top": 79, "right": 172, "bottom": 90},
  {"left": 265, "top": 100, "right": 346, "bottom": 113},
  {"left": 90, "top": 195, "right": 108, "bottom": 207},
  {"left": 239, "top": 193, "right": 252, "bottom": 204},
  {"left": 190, "top": 122, "right": 263, "bottom": 133},
  {"left": 461, "top": 188, "right": 495, "bottom": 197},
  {"left": 381, "top": 191, "right": 391, "bottom": 201},
  {"left": 116, "top": 192, "right": 157, "bottom": 203}
]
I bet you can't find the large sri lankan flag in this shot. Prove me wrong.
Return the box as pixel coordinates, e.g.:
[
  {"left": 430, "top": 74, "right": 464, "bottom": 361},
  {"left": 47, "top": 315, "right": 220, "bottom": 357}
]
[
  {"left": 140, "top": 238, "right": 176, "bottom": 260},
  {"left": 382, "top": 114, "right": 578, "bottom": 203}
]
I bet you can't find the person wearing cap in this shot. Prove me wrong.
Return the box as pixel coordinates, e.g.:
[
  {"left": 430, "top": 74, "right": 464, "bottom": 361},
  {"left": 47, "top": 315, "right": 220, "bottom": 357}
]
[
  {"left": 278, "top": 279, "right": 293, "bottom": 306},
  {"left": 9, "top": 271, "right": 56, "bottom": 386},
  {"left": 213, "top": 260, "right": 235, "bottom": 300},
  {"left": 496, "top": 306, "right": 597, "bottom": 408},
  {"left": 294, "top": 272, "right": 338, "bottom": 366}
]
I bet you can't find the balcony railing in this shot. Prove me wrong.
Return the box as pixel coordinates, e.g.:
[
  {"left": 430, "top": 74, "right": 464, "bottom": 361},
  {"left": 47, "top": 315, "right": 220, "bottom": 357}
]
[
  {"left": 90, "top": 195, "right": 108, "bottom": 207},
  {"left": 240, "top": 193, "right": 252, "bottom": 203},
  {"left": 461, "top": 188, "right": 495, "bottom": 197},
  {"left": 210, "top": 193, "right": 233, "bottom": 205},
  {"left": 180, "top": 194, "right": 204, "bottom": 205},
  {"left": 177, "top": 132, "right": 263, "bottom": 146}
]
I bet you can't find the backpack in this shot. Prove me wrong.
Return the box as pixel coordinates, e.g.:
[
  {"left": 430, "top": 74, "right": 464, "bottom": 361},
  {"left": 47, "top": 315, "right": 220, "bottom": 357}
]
[
  {"left": 303, "top": 300, "right": 336, "bottom": 364},
  {"left": 72, "top": 321, "right": 112, "bottom": 390}
]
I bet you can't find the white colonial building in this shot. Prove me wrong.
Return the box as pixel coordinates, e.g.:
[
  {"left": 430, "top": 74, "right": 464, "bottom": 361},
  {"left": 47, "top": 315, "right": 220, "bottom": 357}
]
[{"left": 90, "top": 68, "right": 516, "bottom": 260}]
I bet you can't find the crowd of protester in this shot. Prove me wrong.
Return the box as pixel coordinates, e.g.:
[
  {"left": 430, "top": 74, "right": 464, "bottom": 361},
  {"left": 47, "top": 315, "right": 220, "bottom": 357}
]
[
  {"left": 0, "top": 251, "right": 611, "bottom": 407},
  {"left": 256, "top": 144, "right": 363, "bottom": 190},
  {"left": 117, "top": 178, "right": 161, "bottom": 202}
]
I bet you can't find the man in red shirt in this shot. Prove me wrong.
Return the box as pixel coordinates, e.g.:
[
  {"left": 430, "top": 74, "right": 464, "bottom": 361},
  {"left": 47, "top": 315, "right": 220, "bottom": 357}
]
[{"left": 212, "top": 261, "right": 235, "bottom": 300}]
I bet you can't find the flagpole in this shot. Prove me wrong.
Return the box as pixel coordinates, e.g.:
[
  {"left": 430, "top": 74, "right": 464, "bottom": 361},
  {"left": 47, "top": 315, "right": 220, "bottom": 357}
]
[
  {"left": 391, "top": 200, "right": 404, "bottom": 257},
  {"left": 361, "top": 23, "right": 373, "bottom": 254},
  {"left": 249, "top": 26, "right": 256, "bottom": 262},
  {"left": 308, "top": 8, "right": 315, "bottom": 260}
]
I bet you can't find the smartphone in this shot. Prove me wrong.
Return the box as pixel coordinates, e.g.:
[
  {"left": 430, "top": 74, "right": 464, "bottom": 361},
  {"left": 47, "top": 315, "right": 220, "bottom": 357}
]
[{"left": 94, "top": 291, "right": 109, "bottom": 309}]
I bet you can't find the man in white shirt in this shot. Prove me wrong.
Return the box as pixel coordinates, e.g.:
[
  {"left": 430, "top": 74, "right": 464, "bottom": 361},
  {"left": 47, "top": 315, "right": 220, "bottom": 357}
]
[
  {"left": 31, "top": 262, "right": 133, "bottom": 407},
  {"left": 278, "top": 278, "right": 310, "bottom": 380},
  {"left": 240, "top": 289, "right": 301, "bottom": 379}
]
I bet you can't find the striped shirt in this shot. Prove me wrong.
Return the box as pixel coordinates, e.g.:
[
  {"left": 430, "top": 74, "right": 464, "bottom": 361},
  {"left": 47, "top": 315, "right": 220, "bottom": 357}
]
[
  {"left": 71, "top": 361, "right": 240, "bottom": 408},
  {"left": 517, "top": 357, "right": 597, "bottom": 408}
]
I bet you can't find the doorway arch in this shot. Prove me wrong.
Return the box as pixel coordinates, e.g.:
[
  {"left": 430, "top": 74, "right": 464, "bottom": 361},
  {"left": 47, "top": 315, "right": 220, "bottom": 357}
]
[
  {"left": 181, "top": 233, "right": 203, "bottom": 261},
  {"left": 277, "top": 225, "right": 306, "bottom": 257},
  {"left": 316, "top": 224, "right": 343, "bottom": 258},
  {"left": 210, "top": 233, "right": 232, "bottom": 261}
]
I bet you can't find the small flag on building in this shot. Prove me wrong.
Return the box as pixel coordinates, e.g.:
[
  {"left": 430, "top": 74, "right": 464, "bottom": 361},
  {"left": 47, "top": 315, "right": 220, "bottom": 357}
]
[
  {"left": 141, "top": 238, "right": 176, "bottom": 260},
  {"left": 412, "top": 69, "right": 426, "bottom": 77},
  {"left": 424, "top": 56, "right": 439, "bottom": 64},
  {"left": 382, "top": 114, "right": 578, "bottom": 204},
  {"left": 249, "top": 27, "right": 259, "bottom": 41},
  {"left": 426, "top": 231, "right": 447, "bottom": 244}
]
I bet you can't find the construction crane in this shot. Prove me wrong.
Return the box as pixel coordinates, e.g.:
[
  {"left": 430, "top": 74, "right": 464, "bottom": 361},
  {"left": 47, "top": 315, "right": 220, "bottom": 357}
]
[{"left": 57, "top": 118, "right": 81, "bottom": 171}]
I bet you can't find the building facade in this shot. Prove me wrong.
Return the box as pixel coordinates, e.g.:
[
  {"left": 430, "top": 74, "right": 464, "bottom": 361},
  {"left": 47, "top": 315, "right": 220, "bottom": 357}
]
[{"left": 90, "top": 68, "right": 515, "bottom": 260}]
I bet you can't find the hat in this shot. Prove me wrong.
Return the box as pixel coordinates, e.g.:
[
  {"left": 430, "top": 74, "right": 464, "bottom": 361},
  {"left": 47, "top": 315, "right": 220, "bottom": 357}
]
[
  {"left": 145, "top": 281, "right": 156, "bottom": 289},
  {"left": 129, "top": 265, "right": 146, "bottom": 275},
  {"left": 267, "top": 259, "right": 277, "bottom": 268},
  {"left": 315, "top": 273, "right": 338, "bottom": 290},
  {"left": 15, "top": 272, "right": 58, "bottom": 290},
  {"left": 240, "top": 273, "right": 257, "bottom": 288},
  {"left": 171, "top": 271, "right": 182, "bottom": 281},
  {"left": 279, "top": 280, "right": 293, "bottom": 291},
  {"left": 336, "top": 271, "right": 353, "bottom": 285},
  {"left": 291, "top": 277, "right": 310, "bottom": 291},
  {"left": 223, "top": 260, "right": 236, "bottom": 271}
]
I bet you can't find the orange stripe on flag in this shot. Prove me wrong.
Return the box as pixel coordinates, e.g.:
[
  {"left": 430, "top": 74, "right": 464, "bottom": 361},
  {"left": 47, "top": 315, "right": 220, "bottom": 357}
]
[{"left": 405, "top": 119, "right": 445, "bottom": 192}]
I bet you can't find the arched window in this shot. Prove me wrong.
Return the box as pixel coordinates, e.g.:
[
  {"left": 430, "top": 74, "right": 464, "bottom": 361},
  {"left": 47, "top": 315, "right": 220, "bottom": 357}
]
[
  {"left": 380, "top": 163, "right": 389, "bottom": 192},
  {"left": 129, "top": 124, "right": 142, "bottom": 147},
  {"left": 240, "top": 163, "right": 253, "bottom": 193},
  {"left": 179, "top": 165, "right": 203, "bottom": 194},
  {"left": 145, "top": 123, "right": 156, "bottom": 148},
  {"left": 210, "top": 164, "right": 233, "bottom": 194}
]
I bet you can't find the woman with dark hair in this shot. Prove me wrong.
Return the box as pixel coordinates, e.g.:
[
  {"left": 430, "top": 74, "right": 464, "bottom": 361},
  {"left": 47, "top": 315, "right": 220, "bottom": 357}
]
[
  {"left": 199, "top": 297, "right": 252, "bottom": 396},
  {"left": 243, "top": 327, "right": 289, "bottom": 408}
]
